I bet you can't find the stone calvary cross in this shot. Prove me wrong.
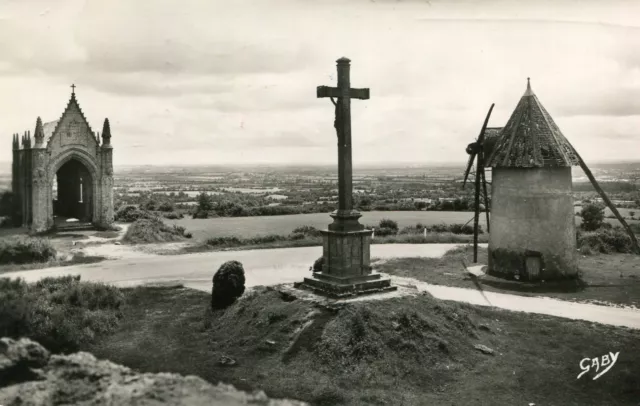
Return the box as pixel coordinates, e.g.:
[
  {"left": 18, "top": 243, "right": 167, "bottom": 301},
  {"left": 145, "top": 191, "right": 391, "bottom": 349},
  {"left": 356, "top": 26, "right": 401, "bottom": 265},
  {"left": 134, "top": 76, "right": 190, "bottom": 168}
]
[
  {"left": 317, "top": 57, "right": 370, "bottom": 231},
  {"left": 294, "top": 57, "right": 395, "bottom": 298}
]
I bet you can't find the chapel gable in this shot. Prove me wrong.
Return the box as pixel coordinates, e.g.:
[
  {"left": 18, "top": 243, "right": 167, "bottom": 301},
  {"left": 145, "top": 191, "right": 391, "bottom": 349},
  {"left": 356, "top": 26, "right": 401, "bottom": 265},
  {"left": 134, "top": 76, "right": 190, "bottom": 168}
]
[{"left": 47, "top": 92, "right": 99, "bottom": 155}]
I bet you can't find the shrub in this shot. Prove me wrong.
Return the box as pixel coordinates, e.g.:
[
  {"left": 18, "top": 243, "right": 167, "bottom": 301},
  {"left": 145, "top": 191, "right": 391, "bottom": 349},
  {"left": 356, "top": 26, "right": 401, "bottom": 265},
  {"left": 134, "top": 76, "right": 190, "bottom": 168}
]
[
  {"left": 0, "top": 275, "right": 124, "bottom": 353},
  {"left": 157, "top": 201, "right": 175, "bottom": 212},
  {"left": 196, "top": 192, "right": 214, "bottom": 212},
  {"left": 206, "top": 236, "right": 242, "bottom": 247},
  {"left": 580, "top": 203, "right": 605, "bottom": 231},
  {"left": 192, "top": 210, "right": 209, "bottom": 219},
  {"left": 0, "top": 216, "right": 12, "bottom": 228},
  {"left": 448, "top": 223, "right": 479, "bottom": 235},
  {"left": 378, "top": 218, "right": 398, "bottom": 232},
  {"left": 375, "top": 227, "right": 397, "bottom": 237},
  {"left": 115, "top": 205, "right": 155, "bottom": 223},
  {"left": 247, "top": 234, "right": 287, "bottom": 244},
  {"left": 0, "top": 236, "right": 57, "bottom": 265},
  {"left": 122, "top": 218, "right": 190, "bottom": 244},
  {"left": 143, "top": 200, "right": 157, "bottom": 211},
  {"left": 292, "top": 225, "right": 323, "bottom": 237},
  {"left": 0, "top": 190, "right": 12, "bottom": 217},
  {"left": 211, "top": 260, "right": 246, "bottom": 309},
  {"left": 289, "top": 232, "right": 306, "bottom": 240},
  {"left": 578, "top": 227, "right": 633, "bottom": 254},
  {"left": 312, "top": 256, "right": 324, "bottom": 273},
  {"left": 162, "top": 211, "right": 184, "bottom": 220}
]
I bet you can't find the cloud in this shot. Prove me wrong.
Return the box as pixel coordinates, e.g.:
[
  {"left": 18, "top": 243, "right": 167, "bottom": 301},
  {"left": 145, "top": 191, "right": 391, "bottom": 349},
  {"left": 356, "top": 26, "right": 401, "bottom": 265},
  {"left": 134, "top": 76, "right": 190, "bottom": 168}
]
[
  {"left": 555, "top": 87, "right": 640, "bottom": 117},
  {"left": 0, "top": 0, "right": 639, "bottom": 166}
]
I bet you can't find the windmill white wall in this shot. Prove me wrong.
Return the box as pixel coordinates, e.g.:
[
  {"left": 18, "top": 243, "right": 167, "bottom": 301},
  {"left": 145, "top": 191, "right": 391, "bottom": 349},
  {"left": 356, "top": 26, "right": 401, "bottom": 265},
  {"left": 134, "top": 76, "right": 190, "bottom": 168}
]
[{"left": 488, "top": 167, "right": 578, "bottom": 280}]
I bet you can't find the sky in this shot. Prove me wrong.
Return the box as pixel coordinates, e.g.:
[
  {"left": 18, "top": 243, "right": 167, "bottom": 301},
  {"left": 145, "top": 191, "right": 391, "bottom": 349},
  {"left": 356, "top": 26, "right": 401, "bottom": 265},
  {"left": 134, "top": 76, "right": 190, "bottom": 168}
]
[{"left": 0, "top": 0, "right": 639, "bottom": 167}]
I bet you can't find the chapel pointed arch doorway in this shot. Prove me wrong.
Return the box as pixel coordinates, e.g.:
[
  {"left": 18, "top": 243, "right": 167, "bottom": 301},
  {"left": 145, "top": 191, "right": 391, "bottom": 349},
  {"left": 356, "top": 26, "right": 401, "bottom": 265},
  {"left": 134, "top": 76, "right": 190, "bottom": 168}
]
[{"left": 52, "top": 158, "right": 94, "bottom": 224}]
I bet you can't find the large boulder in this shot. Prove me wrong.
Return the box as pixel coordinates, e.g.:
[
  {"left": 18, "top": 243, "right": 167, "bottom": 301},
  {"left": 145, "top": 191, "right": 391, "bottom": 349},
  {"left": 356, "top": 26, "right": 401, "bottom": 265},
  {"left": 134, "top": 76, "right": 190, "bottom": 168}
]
[{"left": 0, "top": 337, "right": 307, "bottom": 406}]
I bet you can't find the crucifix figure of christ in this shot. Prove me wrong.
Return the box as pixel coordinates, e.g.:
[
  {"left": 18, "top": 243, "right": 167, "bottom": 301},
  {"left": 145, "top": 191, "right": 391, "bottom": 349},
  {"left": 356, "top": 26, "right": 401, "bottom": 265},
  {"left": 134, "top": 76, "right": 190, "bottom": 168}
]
[{"left": 317, "top": 57, "right": 370, "bottom": 230}]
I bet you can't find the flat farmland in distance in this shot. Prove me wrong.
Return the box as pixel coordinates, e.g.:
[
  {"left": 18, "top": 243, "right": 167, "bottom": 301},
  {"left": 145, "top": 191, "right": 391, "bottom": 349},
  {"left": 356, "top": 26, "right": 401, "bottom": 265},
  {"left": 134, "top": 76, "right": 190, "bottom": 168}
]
[
  {"left": 165, "top": 209, "right": 640, "bottom": 241},
  {"left": 166, "top": 211, "right": 484, "bottom": 240}
]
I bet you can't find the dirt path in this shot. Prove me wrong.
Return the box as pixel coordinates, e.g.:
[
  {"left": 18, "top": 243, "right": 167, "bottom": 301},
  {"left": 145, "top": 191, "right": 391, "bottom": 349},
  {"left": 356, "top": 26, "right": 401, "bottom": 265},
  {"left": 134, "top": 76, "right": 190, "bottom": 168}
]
[{"left": 2, "top": 242, "right": 639, "bottom": 329}]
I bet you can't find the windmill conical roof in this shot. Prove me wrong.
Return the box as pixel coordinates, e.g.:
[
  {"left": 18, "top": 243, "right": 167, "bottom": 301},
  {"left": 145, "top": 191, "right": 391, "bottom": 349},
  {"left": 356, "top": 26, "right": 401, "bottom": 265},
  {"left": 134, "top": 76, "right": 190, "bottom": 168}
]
[{"left": 485, "top": 79, "right": 580, "bottom": 168}]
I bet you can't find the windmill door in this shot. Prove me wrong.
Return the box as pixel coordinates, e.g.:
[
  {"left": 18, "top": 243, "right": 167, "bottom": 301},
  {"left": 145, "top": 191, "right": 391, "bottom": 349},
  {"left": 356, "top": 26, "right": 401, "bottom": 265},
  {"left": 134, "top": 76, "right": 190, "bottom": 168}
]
[{"left": 525, "top": 256, "right": 542, "bottom": 280}]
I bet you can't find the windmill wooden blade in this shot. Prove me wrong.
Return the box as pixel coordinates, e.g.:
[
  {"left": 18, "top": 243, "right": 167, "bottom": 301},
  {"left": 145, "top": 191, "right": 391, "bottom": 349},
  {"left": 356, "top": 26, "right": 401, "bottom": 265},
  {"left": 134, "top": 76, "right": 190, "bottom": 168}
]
[
  {"left": 462, "top": 152, "right": 476, "bottom": 188},
  {"left": 477, "top": 103, "right": 495, "bottom": 144},
  {"left": 473, "top": 148, "right": 482, "bottom": 263}
]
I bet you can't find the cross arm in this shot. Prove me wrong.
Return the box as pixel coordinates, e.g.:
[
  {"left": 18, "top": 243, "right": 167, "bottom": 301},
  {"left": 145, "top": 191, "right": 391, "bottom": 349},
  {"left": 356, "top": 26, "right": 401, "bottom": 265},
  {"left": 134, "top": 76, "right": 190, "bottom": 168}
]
[{"left": 317, "top": 86, "right": 370, "bottom": 100}]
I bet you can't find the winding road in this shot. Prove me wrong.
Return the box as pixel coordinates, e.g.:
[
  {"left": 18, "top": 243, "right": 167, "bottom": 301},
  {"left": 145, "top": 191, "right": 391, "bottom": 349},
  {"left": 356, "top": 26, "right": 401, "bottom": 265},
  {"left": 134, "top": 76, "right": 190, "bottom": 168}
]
[{"left": 3, "top": 243, "right": 640, "bottom": 330}]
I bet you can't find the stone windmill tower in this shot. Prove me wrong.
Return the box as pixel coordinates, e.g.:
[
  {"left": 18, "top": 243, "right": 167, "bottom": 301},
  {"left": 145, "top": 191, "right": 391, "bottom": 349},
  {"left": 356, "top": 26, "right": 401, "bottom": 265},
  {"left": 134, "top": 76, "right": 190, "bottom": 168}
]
[
  {"left": 484, "top": 79, "right": 639, "bottom": 281},
  {"left": 484, "top": 79, "right": 582, "bottom": 281}
]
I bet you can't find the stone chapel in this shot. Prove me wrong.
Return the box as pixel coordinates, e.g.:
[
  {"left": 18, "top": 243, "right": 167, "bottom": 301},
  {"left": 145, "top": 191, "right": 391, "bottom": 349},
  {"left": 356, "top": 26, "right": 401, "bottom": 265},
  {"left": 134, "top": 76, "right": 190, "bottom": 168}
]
[{"left": 11, "top": 86, "right": 114, "bottom": 232}]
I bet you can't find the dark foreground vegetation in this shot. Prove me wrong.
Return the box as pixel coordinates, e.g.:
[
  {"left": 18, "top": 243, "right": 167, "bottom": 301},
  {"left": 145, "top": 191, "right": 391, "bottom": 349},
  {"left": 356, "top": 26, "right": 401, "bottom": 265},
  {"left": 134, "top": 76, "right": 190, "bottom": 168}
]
[
  {"left": 86, "top": 284, "right": 640, "bottom": 406},
  {"left": 0, "top": 236, "right": 57, "bottom": 265},
  {"left": 0, "top": 275, "right": 124, "bottom": 353}
]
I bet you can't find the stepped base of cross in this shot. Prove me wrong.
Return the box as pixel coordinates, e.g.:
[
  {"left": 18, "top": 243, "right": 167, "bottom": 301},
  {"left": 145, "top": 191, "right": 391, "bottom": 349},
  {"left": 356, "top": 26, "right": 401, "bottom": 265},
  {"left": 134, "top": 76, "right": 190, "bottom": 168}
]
[{"left": 294, "top": 210, "right": 396, "bottom": 298}]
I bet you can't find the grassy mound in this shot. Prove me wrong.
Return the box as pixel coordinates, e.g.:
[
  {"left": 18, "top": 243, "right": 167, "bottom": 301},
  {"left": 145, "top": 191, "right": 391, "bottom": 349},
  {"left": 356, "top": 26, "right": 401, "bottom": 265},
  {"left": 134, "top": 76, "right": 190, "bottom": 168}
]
[
  {"left": 88, "top": 285, "right": 640, "bottom": 406},
  {"left": 123, "top": 218, "right": 190, "bottom": 244},
  {"left": 0, "top": 275, "right": 124, "bottom": 353},
  {"left": 0, "top": 236, "right": 57, "bottom": 265},
  {"left": 203, "top": 288, "right": 481, "bottom": 404}
]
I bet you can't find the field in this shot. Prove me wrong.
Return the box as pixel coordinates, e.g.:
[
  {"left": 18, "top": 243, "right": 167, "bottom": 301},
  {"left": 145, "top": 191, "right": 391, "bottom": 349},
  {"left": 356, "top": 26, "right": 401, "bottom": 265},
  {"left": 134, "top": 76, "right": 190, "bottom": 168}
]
[
  {"left": 166, "top": 209, "right": 640, "bottom": 241},
  {"left": 167, "top": 210, "right": 486, "bottom": 240}
]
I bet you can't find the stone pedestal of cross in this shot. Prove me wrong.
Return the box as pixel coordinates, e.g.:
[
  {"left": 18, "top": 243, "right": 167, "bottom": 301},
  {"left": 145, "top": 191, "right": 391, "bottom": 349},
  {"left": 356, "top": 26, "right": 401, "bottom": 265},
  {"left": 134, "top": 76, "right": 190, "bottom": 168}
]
[{"left": 295, "top": 57, "right": 396, "bottom": 298}]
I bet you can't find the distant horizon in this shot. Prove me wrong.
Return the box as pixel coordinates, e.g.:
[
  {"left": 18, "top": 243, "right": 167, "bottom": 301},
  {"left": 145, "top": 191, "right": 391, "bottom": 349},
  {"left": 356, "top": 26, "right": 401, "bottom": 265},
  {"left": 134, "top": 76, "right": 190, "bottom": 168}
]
[{"left": 1, "top": 158, "right": 640, "bottom": 170}]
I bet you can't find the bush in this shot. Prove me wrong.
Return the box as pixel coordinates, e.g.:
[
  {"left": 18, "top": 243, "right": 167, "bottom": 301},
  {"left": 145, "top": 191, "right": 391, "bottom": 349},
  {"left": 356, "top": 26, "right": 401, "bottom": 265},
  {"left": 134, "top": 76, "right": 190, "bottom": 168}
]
[
  {"left": 247, "top": 234, "right": 287, "bottom": 244},
  {"left": 157, "top": 201, "right": 175, "bottom": 212},
  {"left": 196, "top": 192, "right": 214, "bottom": 212},
  {"left": 313, "top": 256, "right": 324, "bottom": 273},
  {"left": 448, "top": 223, "right": 479, "bottom": 235},
  {"left": 578, "top": 227, "right": 633, "bottom": 254},
  {"left": 115, "top": 205, "right": 155, "bottom": 223},
  {"left": 211, "top": 260, "right": 246, "bottom": 309},
  {"left": 0, "top": 275, "right": 124, "bottom": 353},
  {"left": 0, "top": 236, "right": 57, "bottom": 265},
  {"left": 162, "top": 211, "right": 184, "bottom": 220},
  {"left": 143, "top": 200, "right": 157, "bottom": 211},
  {"left": 292, "top": 225, "right": 323, "bottom": 237},
  {"left": 289, "top": 232, "right": 306, "bottom": 240},
  {"left": 192, "top": 210, "right": 209, "bottom": 219},
  {"left": 0, "top": 190, "right": 12, "bottom": 217},
  {"left": 206, "top": 236, "right": 242, "bottom": 247},
  {"left": 374, "top": 227, "right": 397, "bottom": 237},
  {"left": 122, "top": 218, "right": 190, "bottom": 244},
  {"left": 378, "top": 218, "right": 398, "bottom": 232},
  {"left": 0, "top": 216, "right": 12, "bottom": 228},
  {"left": 581, "top": 203, "right": 605, "bottom": 231}
]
